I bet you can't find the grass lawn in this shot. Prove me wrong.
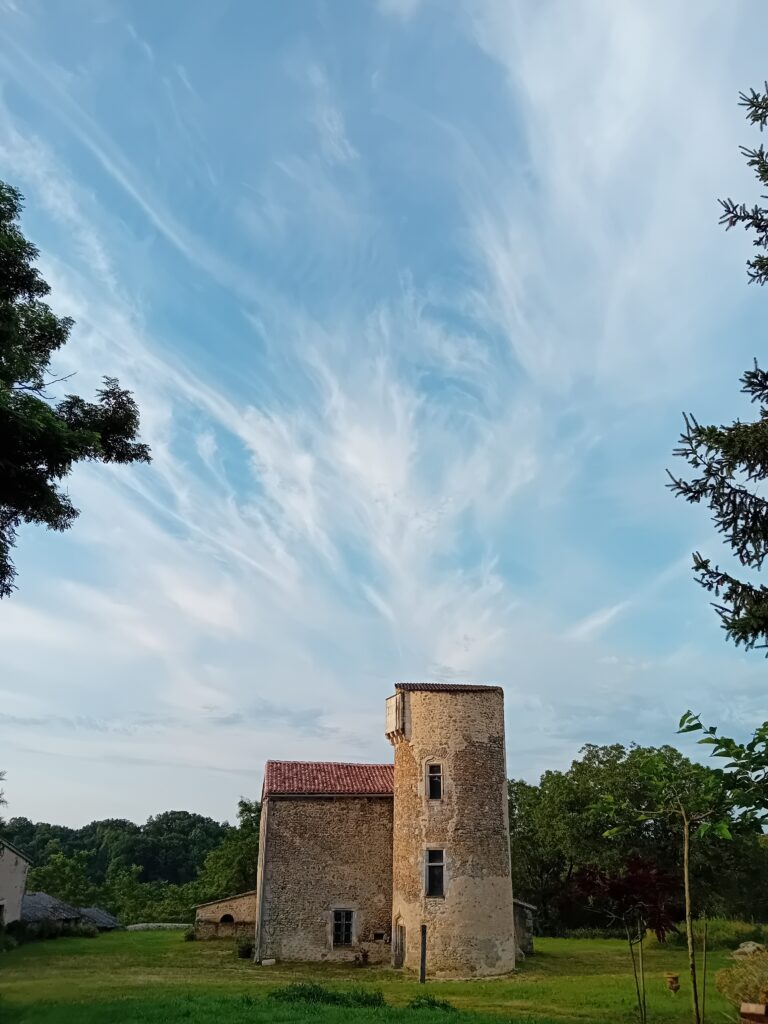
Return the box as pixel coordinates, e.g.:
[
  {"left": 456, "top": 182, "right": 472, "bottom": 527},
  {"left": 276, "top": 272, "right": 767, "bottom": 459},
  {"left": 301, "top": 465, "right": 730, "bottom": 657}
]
[{"left": 0, "top": 930, "right": 737, "bottom": 1024}]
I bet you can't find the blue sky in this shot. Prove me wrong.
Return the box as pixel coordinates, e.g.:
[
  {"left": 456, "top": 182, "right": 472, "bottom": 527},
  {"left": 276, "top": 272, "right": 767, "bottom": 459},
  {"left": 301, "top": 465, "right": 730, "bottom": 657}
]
[{"left": 1, "top": 0, "right": 767, "bottom": 827}]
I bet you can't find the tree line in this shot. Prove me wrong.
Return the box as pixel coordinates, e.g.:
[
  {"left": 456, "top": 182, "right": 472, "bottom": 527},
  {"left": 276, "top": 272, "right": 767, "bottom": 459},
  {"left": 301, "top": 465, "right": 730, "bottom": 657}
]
[
  {"left": 509, "top": 742, "right": 768, "bottom": 935},
  {"left": 0, "top": 800, "right": 260, "bottom": 924}
]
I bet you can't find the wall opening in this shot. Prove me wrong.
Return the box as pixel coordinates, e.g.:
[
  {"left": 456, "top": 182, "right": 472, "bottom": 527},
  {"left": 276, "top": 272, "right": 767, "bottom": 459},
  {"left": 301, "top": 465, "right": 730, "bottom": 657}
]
[
  {"left": 333, "top": 909, "right": 353, "bottom": 947},
  {"left": 426, "top": 849, "right": 445, "bottom": 897},
  {"left": 427, "top": 763, "right": 443, "bottom": 800},
  {"left": 220, "top": 913, "right": 235, "bottom": 924}
]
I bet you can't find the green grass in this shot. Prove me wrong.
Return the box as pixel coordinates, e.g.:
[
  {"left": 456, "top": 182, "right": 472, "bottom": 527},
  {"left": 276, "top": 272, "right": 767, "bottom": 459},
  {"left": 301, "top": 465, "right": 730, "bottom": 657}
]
[{"left": 0, "top": 930, "right": 737, "bottom": 1024}]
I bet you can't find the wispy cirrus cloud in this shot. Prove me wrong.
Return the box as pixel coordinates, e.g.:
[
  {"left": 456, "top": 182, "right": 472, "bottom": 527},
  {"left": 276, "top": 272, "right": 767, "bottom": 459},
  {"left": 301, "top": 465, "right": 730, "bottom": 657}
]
[{"left": 0, "top": 0, "right": 766, "bottom": 825}]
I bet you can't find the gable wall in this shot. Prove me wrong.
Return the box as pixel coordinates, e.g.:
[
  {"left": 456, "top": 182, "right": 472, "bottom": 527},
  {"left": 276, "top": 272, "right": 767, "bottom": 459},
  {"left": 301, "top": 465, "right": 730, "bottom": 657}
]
[
  {"left": 0, "top": 844, "right": 29, "bottom": 925},
  {"left": 256, "top": 794, "right": 393, "bottom": 962}
]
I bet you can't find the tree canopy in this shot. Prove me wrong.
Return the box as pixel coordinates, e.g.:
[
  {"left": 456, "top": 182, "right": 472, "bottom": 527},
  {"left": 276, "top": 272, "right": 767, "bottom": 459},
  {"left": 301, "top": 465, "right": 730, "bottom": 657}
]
[{"left": 0, "top": 181, "right": 150, "bottom": 597}]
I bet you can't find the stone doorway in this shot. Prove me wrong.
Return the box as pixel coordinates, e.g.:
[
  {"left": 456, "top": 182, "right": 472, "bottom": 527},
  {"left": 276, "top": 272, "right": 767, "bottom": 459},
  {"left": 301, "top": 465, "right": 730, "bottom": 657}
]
[{"left": 393, "top": 922, "right": 405, "bottom": 968}]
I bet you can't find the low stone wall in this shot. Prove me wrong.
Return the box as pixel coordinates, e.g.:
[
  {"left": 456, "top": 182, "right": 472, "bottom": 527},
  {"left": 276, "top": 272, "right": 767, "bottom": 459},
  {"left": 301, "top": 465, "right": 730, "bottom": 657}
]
[{"left": 126, "top": 923, "right": 188, "bottom": 931}]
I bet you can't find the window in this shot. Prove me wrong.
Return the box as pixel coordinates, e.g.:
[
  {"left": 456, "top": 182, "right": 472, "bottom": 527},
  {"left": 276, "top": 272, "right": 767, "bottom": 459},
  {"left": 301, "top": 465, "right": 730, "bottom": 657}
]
[
  {"left": 373, "top": 931, "right": 385, "bottom": 941},
  {"left": 427, "top": 763, "right": 442, "bottom": 800},
  {"left": 333, "top": 909, "right": 353, "bottom": 946},
  {"left": 426, "top": 849, "right": 445, "bottom": 897}
]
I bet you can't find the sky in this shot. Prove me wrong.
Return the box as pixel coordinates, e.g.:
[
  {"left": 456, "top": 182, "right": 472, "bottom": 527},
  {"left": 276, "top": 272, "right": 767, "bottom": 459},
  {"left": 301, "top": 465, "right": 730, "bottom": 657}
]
[{"left": 1, "top": 0, "right": 767, "bottom": 828}]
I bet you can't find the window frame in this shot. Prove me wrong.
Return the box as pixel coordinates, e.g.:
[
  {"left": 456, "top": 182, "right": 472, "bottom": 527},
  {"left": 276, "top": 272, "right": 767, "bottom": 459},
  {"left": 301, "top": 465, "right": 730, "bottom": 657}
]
[
  {"left": 426, "top": 762, "right": 443, "bottom": 801},
  {"left": 425, "top": 848, "right": 445, "bottom": 898},
  {"left": 332, "top": 908, "right": 354, "bottom": 947}
]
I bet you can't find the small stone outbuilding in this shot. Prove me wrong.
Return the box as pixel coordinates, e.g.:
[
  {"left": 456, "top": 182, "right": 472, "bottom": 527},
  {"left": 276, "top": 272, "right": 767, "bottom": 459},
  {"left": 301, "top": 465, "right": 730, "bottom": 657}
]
[
  {"left": 0, "top": 839, "right": 31, "bottom": 926},
  {"left": 194, "top": 891, "right": 258, "bottom": 938}
]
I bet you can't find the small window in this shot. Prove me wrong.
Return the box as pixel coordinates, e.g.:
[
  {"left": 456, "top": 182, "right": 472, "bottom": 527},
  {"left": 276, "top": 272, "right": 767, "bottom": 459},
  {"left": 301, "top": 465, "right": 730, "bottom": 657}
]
[
  {"left": 220, "top": 913, "right": 234, "bottom": 924},
  {"left": 426, "top": 849, "right": 445, "bottom": 897},
  {"left": 333, "top": 909, "right": 353, "bottom": 946},
  {"left": 427, "top": 763, "right": 442, "bottom": 800},
  {"left": 373, "top": 931, "right": 385, "bottom": 941}
]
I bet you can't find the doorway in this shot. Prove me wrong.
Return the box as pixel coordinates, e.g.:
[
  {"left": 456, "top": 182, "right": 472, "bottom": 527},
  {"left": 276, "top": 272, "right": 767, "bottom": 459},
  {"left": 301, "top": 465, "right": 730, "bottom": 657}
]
[{"left": 393, "top": 922, "right": 406, "bottom": 968}]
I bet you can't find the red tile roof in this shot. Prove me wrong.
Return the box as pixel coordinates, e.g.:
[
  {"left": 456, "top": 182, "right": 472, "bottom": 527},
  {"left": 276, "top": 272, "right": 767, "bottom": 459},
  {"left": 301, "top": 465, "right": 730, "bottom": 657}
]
[
  {"left": 263, "top": 760, "right": 394, "bottom": 797},
  {"left": 394, "top": 682, "right": 503, "bottom": 693}
]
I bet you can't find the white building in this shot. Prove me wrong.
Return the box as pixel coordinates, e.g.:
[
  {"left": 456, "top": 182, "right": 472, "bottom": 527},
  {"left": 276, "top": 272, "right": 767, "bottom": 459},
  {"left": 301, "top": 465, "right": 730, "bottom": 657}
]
[{"left": 0, "top": 838, "right": 31, "bottom": 925}]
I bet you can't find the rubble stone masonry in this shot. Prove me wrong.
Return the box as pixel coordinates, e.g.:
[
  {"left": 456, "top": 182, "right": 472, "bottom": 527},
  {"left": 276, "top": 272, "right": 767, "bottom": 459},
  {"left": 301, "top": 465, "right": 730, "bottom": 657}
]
[
  {"left": 388, "top": 686, "right": 516, "bottom": 978},
  {"left": 255, "top": 795, "right": 393, "bottom": 963}
]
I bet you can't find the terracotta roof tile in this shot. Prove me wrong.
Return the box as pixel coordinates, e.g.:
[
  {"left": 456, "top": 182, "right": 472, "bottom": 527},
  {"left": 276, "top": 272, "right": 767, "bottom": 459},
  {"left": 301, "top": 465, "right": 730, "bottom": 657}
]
[
  {"left": 394, "top": 682, "right": 502, "bottom": 693},
  {"left": 263, "top": 760, "right": 394, "bottom": 797}
]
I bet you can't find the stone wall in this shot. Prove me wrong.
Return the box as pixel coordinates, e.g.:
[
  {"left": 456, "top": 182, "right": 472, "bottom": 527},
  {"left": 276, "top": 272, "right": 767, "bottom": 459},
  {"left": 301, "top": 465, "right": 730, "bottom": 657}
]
[
  {"left": 195, "top": 891, "right": 258, "bottom": 939},
  {"left": 513, "top": 900, "right": 534, "bottom": 957},
  {"left": 255, "top": 795, "right": 393, "bottom": 963},
  {"left": 0, "top": 843, "right": 29, "bottom": 925},
  {"left": 390, "top": 688, "right": 516, "bottom": 978}
]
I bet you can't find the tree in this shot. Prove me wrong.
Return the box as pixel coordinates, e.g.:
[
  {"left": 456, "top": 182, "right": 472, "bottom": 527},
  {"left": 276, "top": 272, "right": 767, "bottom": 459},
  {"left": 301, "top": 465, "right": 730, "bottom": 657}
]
[
  {"left": 668, "top": 86, "right": 768, "bottom": 651},
  {"left": 575, "top": 859, "right": 680, "bottom": 1024},
  {"left": 599, "top": 748, "right": 737, "bottom": 1024},
  {"left": 195, "top": 798, "right": 260, "bottom": 901},
  {"left": 678, "top": 712, "right": 768, "bottom": 824},
  {"left": 27, "top": 851, "right": 99, "bottom": 907},
  {"left": 508, "top": 743, "right": 765, "bottom": 934},
  {"left": 0, "top": 181, "right": 150, "bottom": 597}
]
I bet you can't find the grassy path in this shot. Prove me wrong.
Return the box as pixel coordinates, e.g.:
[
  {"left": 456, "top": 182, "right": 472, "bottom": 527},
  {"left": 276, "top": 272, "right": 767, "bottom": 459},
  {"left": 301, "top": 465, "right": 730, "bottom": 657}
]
[{"left": 0, "top": 931, "right": 735, "bottom": 1023}]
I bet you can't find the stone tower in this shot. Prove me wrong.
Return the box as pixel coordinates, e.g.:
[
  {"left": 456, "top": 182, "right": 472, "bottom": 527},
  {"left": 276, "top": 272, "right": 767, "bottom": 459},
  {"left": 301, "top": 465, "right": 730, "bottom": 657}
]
[{"left": 385, "top": 683, "right": 516, "bottom": 978}]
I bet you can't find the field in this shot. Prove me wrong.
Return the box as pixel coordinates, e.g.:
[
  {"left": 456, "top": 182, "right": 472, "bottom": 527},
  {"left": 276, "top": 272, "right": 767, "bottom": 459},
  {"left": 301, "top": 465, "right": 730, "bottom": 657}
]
[{"left": 0, "top": 931, "right": 736, "bottom": 1024}]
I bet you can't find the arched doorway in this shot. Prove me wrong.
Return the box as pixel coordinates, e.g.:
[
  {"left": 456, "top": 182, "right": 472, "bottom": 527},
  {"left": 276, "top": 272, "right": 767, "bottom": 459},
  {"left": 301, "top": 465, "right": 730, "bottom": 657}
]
[
  {"left": 219, "top": 913, "right": 235, "bottom": 937},
  {"left": 393, "top": 919, "right": 406, "bottom": 968}
]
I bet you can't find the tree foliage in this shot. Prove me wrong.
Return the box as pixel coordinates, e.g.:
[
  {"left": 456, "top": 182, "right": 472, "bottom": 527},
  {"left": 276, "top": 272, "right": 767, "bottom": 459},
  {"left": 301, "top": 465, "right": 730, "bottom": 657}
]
[
  {"left": 509, "top": 743, "right": 768, "bottom": 935},
  {"left": 669, "top": 86, "right": 768, "bottom": 650},
  {"left": 2, "top": 803, "right": 259, "bottom": 924},
  {"left": 0, "top": 180, "right": 150, "bottom": 597}
]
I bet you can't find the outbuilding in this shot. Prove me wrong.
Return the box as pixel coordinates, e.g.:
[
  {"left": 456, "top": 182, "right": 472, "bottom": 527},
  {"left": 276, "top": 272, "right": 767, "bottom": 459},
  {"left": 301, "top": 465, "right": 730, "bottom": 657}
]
[
  {"left": 0, "top": 838, "right": 31, "bottom": 926},
  {"left": 194, "top": 891, "right": 258, "bottom": 938}
]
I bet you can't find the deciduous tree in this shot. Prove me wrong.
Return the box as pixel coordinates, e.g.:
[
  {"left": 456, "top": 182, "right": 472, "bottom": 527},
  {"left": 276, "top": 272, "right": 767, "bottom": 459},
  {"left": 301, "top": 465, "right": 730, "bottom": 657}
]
[{"left": 0, "top": 181, "right": 150, "bottom": 597}]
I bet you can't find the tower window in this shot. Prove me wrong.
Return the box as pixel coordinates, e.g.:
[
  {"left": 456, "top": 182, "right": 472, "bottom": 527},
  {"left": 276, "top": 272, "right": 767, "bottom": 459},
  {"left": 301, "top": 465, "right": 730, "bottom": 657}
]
[
  {"left": 427, "top": 763, "right": 443, "bottom": 800},
  {"left": 333, "top": 909, "right": 354, "bottom": 946},
  {"left": 426, "top": 849, "right": 445, "bottom": 897}
]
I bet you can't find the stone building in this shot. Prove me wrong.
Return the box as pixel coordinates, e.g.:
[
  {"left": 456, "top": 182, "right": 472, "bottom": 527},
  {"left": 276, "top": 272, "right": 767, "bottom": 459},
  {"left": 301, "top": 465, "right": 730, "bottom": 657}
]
[
  {"left": 254, "top": 682, "right": 523, "bottom": 978},
  {"left": 195, "top": 891, "right": 258, "bottom": 938},
  {"left": 0, "top": 838, "right": 31, "bottom": 926}
]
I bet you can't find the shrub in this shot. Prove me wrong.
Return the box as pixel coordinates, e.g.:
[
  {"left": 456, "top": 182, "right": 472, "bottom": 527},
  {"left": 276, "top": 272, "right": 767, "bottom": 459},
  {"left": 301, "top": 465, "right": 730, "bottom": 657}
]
[
  {"left": 0, "top": 933, "right": 18, "bottom": 953},
  {"left": 407, "top": 993, "right": 457, "bottom": 1012},
  {"left": 649, "top": 919, "right": 768, "bottom": 951},
  {"left": 271, "top": 983, "right": 386, "bottom": 1007},
  {"left": 183, "top": 928, "right": 196, "bottom": 942},
  {"left": 236, "top": 939, "right": 254, "bottom": 959},
  {"left": 717, "top": 950, "right": 768, "bottom": 1007}
]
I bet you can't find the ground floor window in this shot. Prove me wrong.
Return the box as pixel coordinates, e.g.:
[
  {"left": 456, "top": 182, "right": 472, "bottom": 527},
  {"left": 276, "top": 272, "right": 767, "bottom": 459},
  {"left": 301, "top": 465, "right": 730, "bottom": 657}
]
[{"left": 333, "top": 909, "right": 353, "bottom": 946}]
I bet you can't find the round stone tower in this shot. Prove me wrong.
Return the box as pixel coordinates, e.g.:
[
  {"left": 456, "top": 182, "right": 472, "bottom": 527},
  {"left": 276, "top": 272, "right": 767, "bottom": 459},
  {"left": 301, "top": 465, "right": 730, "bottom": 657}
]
[{"left": 385, "top": 682, "right": 516, "bottom": 978}]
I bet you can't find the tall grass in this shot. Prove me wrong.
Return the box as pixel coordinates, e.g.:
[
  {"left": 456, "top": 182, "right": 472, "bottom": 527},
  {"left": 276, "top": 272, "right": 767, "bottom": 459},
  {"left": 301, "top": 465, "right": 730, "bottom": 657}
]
[{"left": 649, "top": 919, "right": 768, "bottom": 951}]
